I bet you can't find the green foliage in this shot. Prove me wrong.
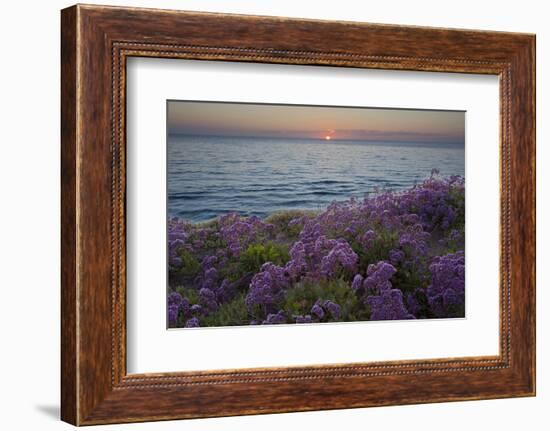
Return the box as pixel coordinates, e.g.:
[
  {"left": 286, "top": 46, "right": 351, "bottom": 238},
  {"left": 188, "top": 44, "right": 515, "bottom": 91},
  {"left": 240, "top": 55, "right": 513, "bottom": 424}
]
[
  {"left": 351, "top": 227, "right": 398, "bottom": 272},
  {"left": 175, "top": 286, "right": 200, "bottom": 304},
  {"left": 200, "top": 294, "right": 250, "bottom": 327},
  {"left": 282, "top": 278, "right": 369, "bottom": 322},
  {"left": 448, "top": 186, "right": 466, "bottom": 229},
  {"left": 265, "top": 210, "right": 317, "bottom": 239},
  {"left": 176, "top": 249, "right": 200, "bottom": 277},
  {"left": 217, "top": 261, "right": 242, "bottom": 283},
  {"left": 392, "top": 260, "right": 429, "bottom": 293},
  {"left": 442, "top": 227, "right": 465, "bottom": 253},
  {"left": 238, "top": 242, "right": 290, "bottom": 274}
]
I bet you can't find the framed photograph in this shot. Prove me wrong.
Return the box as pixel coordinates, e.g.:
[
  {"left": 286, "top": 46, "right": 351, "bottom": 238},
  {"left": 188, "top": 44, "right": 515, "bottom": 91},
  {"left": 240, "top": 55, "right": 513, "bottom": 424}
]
[
  {"left": 164, "top": 100, "right": 466, "bottom": 329},
  {"left": 61, "top": 4, "right": 535, "bottom": 425}
]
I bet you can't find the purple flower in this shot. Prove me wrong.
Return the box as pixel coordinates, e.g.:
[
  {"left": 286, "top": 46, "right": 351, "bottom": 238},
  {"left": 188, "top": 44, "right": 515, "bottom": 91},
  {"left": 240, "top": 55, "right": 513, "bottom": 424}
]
[
  {"left": 406, "top": 288, "right": 428, "bottom": 318},
  {"left": 167, "top": 292, "right": 190, "bottom": 327},
  {"left": 167, "top": 218, "right": 195, "bottom": 270},
  {"left": 358, "top": 230, "right": 376, "bottom": 249},
  {"left": 439, "top": 228, "right": 464, "bottom": 248},
  {"left": 426, "top": 251, "right": 465, "bottom": 318},
  {"left": 190, "top": 304, "right": 202, "bottom": 314},
  {"left": 323, "top": 300, "right": 341, "bottom": 319},
  {"left": 168, "top": 292, "right": 183, "bottom": 307},
  {"left": 201, "top": 255, "right": 217, "bottom": 270},
  {"left": 168, "top": 304, "right": 180, "bottom": 326},
  {"left": 218, "top": 213, "right": 275, "bottom": 258},
  {"left": 245, "top": 262, "right": 290, "bottom": 316},
  {"left": 185, "top": 317, "right": 200, "bottom": 328},
  {"left": 396, "top": 173, "right": 464, "bottom": 232},
  {"left": 285, "top": 231, "right": 357, "bottom": 282},
  {"left": 199, "top": 288, "right": 218, "bottom": 314},
  {"left": 367, "top": 289, "right": 415, "bottom": 321},
  {"left": 363, "top": 261, "right": 397, "bottom": 295},
  {"left": 286, "top": 241, "right": 307, "bottom": 279},
  {"left": 398, "top": 233, "right": 428, "bottom": 256},
  {"left": 351, "top": 274, "right": 364, "bottom": 292},
  {"left": 263, "top": 310, "right": 287, "bottom": 325},
  {"left": 320, "top": 240, "right": 358, "bottom": 277},
  {"left": 388, "top": 249, "right": 405, "bottom": 265},
  {"left": 295, "top": 314, "right": 313, "bottom": 324},
  {"left": 311, "top": 302, "right": 325, "bottom": 319},
  {"left": 201, "top": 267, "right": 218, "bottom": 290},
  {"left": 216, "top": 278, "right": 236, "bottom": 303}
]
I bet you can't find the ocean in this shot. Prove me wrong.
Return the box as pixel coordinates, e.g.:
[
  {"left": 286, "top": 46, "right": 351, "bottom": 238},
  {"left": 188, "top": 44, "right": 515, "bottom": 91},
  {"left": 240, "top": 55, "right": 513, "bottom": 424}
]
[{"left": 167, "top": 135, "right": 465, "bottom": 223}]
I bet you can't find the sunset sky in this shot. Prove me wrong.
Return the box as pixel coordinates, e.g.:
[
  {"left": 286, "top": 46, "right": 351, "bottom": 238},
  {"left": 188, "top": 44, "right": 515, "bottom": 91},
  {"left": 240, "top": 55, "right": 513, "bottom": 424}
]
[{"left": 167, "top": 101, "right": 464, "bottom": 144}]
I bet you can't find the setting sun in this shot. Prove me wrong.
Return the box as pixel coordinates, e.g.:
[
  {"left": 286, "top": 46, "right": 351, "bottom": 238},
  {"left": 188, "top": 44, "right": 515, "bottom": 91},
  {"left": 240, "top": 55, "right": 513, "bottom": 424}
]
[{"left": 325, "top": 135, "right": 331, "bottom": 140}]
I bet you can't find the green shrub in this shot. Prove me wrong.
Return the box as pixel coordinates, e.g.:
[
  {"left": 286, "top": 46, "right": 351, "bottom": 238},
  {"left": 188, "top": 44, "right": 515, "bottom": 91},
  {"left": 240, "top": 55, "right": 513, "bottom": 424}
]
[
  {"left": 448, "top": 187, "right": 465, "bottom": 229},
  {"left": 175, "top": 286, "right": 200, "bottom": 304},
  {"left": 392, "top": 261, "right": 429, "bottom": 294},
  {"left": 351, "top": 227, "right": 398, "bottom": 271},
  {"left": 201, "top": 294, "right": 249, "bottom": 327},
  {"left": 177, "top": 249, "right": 200, "bottom": 277},
  {"left": 265, "top": 209, "right": 317, "bottom": 239},
  {"left": 238, "top": 242, "right": 290, "bottom": 274},
  {"left": 282, "top": 278, "right": 368, "bottom": 322}
]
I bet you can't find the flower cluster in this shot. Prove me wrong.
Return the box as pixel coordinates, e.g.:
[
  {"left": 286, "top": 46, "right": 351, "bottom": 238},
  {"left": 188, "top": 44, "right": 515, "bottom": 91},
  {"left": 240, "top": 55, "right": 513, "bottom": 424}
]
[
  {"left": 167, "top": 174, "right": 465, "bottom": 328},
  {"left": 367, "top": 289, "right": 414, "bottom": 320},
  {"left": 167, "top": 291, "right": 190, "bottom": 327},
  {"left": 312, "top": 299, "right": 341, "bottom": 320},
  {"left": 167, "top": 218, "right": 190, "bottom": 269},
  {"left": 285, "top": 233, "right": 358, "bottom": 280},
  {"left": 218, "top": 213, "right": 275, "bottom": 257},
  {"left": 245, "top": 262, "right": 290, "bottom": 315},
  {"left": 397, "top": 171, "right": 464, "bottom": 232},
  {"left": 363, "top": 261, "right": 397, "bottom": 295},
  {"left": 426, "top": 251, "right": 465, "bottom": 318}
]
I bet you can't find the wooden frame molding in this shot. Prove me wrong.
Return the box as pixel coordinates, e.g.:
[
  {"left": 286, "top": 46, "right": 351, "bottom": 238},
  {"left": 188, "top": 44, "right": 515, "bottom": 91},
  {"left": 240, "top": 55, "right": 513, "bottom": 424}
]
[{"left": 61, "top": 4, "right": 535, "bottom": 425}]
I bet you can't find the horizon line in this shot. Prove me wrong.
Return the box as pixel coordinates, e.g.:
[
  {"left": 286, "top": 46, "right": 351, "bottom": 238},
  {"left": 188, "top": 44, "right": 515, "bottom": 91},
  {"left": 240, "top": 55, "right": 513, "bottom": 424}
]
[{"left": 167, "top": 132, "right": 464, "bottom": 146}]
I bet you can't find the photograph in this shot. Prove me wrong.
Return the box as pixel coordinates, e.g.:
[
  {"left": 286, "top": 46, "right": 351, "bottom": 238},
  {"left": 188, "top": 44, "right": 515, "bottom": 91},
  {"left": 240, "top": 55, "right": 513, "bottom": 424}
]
[{"left": 166, "top": 101, "right": 466, "bottom": 328}]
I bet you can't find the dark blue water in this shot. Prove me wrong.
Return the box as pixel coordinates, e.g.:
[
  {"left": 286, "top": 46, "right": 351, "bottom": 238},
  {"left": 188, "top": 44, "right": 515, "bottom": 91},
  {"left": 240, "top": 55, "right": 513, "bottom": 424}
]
[{"left": 168, "top": 135, "right": 465, "bottom": 222}]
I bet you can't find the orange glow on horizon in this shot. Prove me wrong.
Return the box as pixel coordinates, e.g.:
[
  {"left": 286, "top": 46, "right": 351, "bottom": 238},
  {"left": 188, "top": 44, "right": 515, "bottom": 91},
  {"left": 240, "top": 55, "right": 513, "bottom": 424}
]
[{"left": 325, "top": 135, "right": 331, "bottom": 140}]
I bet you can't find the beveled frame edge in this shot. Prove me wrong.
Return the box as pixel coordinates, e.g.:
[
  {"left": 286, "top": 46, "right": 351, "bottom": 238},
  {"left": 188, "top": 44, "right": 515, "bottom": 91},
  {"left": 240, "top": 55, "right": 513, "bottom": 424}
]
[{"left": 61, "top": 4, "right": 535, "bottom": 426}]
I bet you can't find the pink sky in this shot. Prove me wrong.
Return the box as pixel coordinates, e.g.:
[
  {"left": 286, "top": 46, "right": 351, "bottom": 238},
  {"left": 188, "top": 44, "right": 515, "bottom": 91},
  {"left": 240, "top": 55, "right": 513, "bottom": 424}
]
[{"left": 168, "top": 101, "right": 464, "bottom": 144}]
